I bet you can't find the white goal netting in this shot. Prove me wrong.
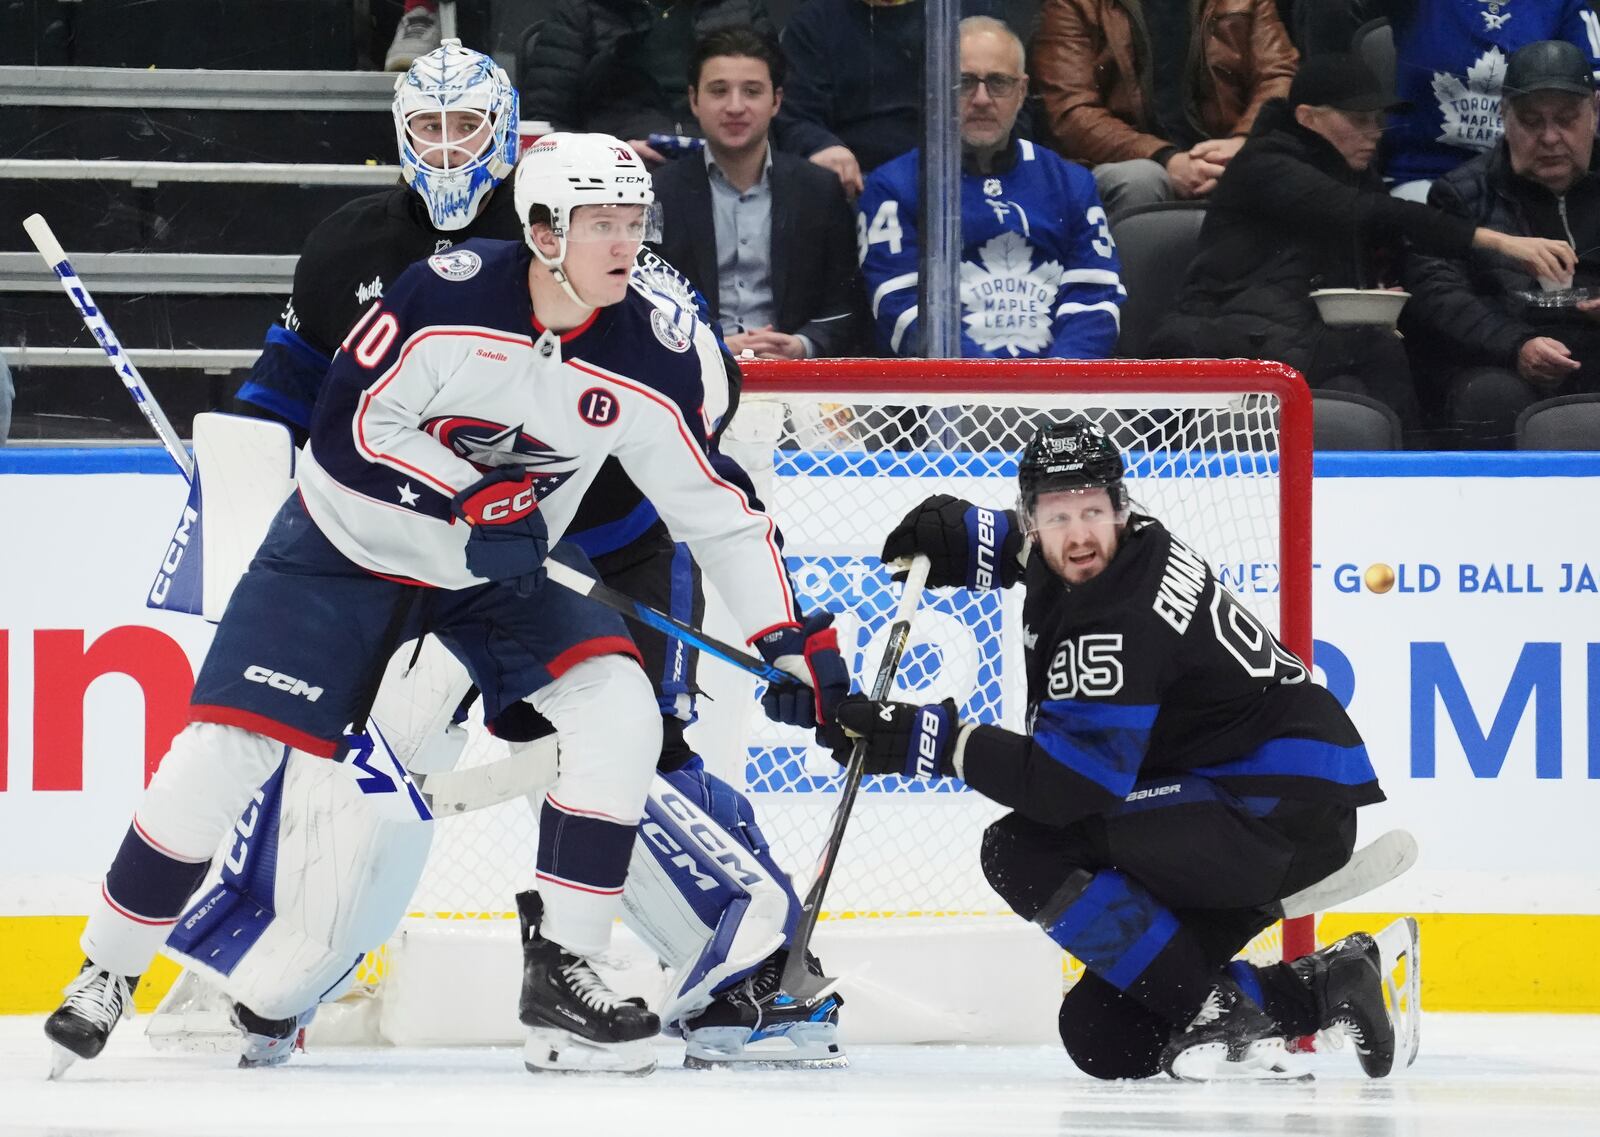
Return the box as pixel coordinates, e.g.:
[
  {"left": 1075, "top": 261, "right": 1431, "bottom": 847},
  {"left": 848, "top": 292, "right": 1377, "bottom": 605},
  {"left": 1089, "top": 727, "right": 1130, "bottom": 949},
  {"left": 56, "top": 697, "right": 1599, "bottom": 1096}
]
[{"left": 360, "top": 360, "right": 1314, "bottom": 1004}]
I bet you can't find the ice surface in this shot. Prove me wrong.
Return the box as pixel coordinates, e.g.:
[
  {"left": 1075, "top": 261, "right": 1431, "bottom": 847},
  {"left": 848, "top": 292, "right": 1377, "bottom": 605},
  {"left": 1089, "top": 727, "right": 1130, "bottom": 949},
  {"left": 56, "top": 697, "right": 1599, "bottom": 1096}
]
[{"left": 3, "top": 1013, "right": 1597, "bottom": 1137}]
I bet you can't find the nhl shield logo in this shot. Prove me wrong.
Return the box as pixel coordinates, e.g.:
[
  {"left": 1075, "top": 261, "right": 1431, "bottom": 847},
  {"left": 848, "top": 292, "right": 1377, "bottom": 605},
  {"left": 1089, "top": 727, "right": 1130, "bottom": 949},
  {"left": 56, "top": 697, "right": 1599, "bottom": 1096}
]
[
  {"left": 428, "top": 248, "right": 482, "bottom": 282},
  {"left": 651, "top": 307, "right": 692, "bottom": 353}
]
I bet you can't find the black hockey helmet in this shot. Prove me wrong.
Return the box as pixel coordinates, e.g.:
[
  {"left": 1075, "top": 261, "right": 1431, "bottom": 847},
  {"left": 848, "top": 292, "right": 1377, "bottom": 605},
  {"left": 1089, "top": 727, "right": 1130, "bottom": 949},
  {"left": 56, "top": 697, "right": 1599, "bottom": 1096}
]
[{"left": 1017, "top": 418, "right": 1129, "bottom": 521}]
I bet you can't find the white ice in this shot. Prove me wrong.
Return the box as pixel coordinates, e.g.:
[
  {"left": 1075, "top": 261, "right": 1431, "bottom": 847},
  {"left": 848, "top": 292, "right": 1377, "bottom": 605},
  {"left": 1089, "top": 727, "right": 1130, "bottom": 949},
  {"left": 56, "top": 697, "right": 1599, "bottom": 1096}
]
[{"left": 3, "top": 1013, "right": 1598, "bottom": 1137}]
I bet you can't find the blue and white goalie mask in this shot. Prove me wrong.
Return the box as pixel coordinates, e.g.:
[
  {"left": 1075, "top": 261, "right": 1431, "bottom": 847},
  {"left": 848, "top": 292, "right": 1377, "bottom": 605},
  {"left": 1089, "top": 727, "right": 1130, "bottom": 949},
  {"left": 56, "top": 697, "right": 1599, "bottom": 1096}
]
[{"left": 393, "top": 38, "right": 518, "bottom": 232}]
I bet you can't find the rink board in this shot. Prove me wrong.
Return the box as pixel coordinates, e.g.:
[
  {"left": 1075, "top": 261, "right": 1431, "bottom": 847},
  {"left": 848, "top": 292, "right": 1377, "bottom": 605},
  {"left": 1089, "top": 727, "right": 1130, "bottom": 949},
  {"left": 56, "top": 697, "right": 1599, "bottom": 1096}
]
[{"left": 2, "top": 448, "right": 1600, "bottom": 1015}]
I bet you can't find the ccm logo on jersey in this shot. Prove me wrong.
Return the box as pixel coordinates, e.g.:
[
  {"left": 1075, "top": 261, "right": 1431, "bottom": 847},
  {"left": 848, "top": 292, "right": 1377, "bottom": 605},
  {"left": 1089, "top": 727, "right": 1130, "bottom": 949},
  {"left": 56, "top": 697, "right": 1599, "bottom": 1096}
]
[{"left": 243, "top": 665, "right": 324, "bottom": 702}]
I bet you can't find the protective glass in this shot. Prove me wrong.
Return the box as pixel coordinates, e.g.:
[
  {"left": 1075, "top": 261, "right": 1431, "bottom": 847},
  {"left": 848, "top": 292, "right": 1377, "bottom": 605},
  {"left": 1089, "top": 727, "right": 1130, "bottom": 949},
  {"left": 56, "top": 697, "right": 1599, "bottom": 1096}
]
[{"left": 564, "top": 203, "right": 665, "bottom": 245}]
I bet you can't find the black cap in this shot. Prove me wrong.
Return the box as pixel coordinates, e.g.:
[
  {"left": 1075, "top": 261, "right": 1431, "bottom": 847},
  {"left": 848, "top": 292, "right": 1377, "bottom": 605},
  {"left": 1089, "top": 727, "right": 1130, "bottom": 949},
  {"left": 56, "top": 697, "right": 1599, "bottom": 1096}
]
[
  {"left": 1504, "top": 40, "right": 1596, "bottom": 100},
  {"left": 1289, "top": 53, "right": 1405, "bottom": 112}
]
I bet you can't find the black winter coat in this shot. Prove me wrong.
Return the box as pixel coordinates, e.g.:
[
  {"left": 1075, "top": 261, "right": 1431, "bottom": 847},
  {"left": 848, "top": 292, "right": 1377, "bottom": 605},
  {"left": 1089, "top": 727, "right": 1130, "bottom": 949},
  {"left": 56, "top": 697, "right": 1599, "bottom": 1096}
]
[
  {"left": 1401, "top": 144, "right": 1600, "bottom": 371},
  {"left": 520, "top": 0, "right": 773, "bottom": 139},
  {"left": 1155, "top": 100, "right": 1475, "bottom": 373}
]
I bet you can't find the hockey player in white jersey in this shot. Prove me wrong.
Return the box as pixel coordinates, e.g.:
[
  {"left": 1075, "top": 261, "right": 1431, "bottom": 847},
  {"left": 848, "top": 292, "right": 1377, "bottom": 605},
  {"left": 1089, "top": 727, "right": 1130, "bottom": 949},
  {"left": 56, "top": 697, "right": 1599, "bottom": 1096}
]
[{"left": 44, "top": 133, "right": 851, "bottom": 1078}]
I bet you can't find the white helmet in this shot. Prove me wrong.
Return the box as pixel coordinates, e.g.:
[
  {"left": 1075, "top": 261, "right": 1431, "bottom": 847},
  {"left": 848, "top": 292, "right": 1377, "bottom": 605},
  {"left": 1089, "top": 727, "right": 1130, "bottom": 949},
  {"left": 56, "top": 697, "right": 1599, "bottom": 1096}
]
[
  {"left": 393, "top": 39, "right": 518, "bottom": 232},
  {"left": 514, "top": 132, "right": 659, "bottom": 304}
]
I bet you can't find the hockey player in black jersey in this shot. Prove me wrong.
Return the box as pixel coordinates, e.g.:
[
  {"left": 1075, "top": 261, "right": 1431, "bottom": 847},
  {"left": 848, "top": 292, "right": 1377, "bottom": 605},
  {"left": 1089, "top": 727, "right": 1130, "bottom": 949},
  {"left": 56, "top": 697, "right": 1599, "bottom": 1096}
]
[
  {"left": 834, "top": 418, "right": 1417, "bottom": 1081},
  {"left": 217, "top": 41, "right": 840, "bottom": 1069}
]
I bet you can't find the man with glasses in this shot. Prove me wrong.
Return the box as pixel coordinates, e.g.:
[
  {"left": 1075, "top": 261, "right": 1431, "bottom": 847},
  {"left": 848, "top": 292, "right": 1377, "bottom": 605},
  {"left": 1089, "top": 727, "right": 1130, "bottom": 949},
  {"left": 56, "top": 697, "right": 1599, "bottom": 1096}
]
[
  {"left": 1032, "top": 0, "right": 1298, "bottom": 218},
  {"left": 858, "top": 16, "right": 1123, "bottom": 360},
  {"left": 1404, "top": 40, "right": 1600, "bottom": 447}
]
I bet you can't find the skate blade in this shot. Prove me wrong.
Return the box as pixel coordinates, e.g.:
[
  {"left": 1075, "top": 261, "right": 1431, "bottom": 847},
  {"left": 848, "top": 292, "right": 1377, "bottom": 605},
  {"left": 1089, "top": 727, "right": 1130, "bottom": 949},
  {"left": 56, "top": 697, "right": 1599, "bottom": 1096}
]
[
  {"left": 683, "top": 1024, "right": 848, "bottom": 1070},
  {"left": 47, "top": 1043, "right": 78, "bottom": 1081},
  {"left": 1375, "top": 916, "right": 1422, "bottom": 1070},
  {"left": 523, "top": 1027, "right": 655, "bottom": 1076},
  {"left": 1170, "top": 1039, "right": 1312, "bottom": 1083}
]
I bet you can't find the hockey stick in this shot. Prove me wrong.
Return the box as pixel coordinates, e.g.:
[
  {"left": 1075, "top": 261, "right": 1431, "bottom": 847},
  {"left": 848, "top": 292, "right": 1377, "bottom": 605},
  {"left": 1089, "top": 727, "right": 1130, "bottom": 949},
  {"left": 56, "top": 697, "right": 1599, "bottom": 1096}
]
[
  {"left": 1274, "top": 828, "right": 1418, "bottom": 921},
  {"left": 22, "top": 213, "right": 194, "bottom": 481},
  {"left": 543, "top": 558, "right": 795, "bottom": 685},
  {"left": 417, "top": 735, "right": 559, "bottom": 815},
  {"left": 779, "top": 555, "right": 933, "bottom": 1000}
]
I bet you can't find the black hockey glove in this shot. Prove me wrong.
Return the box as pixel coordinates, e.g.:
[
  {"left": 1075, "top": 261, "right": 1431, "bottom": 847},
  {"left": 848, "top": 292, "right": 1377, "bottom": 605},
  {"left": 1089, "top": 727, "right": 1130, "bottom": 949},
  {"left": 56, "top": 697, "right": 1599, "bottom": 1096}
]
[
  {"left": 450, "top": 465, "right": 548, "bottom": 598},
  {"left": 756, "top": 612, "right": 852, "bottom": 744},
  {"left": 880, "top": 493, "right": 1022, "bottom": 590},
  {"left": 833, "top": 695, "right": 962, "bottom": 779}
]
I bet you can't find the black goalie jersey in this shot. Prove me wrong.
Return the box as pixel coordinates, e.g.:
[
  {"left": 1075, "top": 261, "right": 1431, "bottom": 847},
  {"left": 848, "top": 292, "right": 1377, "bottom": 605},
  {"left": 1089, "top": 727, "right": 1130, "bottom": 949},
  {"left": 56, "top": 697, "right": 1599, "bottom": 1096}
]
[{"left": 979, "top": 514, "right": 1384, "bottom": 825}]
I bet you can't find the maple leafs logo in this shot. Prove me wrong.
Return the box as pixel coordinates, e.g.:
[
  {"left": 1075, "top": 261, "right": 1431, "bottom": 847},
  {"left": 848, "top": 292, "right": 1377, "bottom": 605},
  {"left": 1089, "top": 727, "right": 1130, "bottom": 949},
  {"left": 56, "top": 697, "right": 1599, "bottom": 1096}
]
[
  {"left": 959, "top": 232, "right": 1061, "bottom": 357},
  {"left": 1434, "top": 47, "right": 1507, "bottom": 152}
]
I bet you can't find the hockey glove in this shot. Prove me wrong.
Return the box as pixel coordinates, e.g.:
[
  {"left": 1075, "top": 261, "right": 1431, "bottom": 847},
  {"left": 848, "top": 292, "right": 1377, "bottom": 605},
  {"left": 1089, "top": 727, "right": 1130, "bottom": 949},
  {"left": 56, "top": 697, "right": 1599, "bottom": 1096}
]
[
  {"left": 833, "top": 695, "right": 962, "bottom": 779},
  {"left": 756, "top": 612, "right": 852, "bottom": 739},
  {"left": 880, "top": 493, "right": 1022, "bottom": 590},
  {"left": 450, "top": 465, "right": 548, "bottom": 598}
]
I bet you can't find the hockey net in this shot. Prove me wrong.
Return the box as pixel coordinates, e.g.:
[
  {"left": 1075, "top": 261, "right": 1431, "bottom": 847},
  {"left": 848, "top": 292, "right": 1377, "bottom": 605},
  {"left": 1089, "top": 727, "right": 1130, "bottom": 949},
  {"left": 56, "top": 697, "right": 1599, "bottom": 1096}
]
[{"left": 341, "top": 358, "right": 1315, "bottom": 1042}]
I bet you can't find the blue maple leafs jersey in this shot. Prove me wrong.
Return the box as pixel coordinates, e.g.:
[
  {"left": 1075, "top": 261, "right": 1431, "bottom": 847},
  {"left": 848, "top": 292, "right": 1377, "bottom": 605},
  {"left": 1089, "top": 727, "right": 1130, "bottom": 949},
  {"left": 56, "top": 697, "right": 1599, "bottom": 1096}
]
[
  {"left": 297, "top": 238, "right": 796, "bottom": 640},
  {"left": 857, "top": 138, "right": 1124, "bottom": 359},
  {"left": 1386, "top": 0, "right": 1600, "bottom": 184}
]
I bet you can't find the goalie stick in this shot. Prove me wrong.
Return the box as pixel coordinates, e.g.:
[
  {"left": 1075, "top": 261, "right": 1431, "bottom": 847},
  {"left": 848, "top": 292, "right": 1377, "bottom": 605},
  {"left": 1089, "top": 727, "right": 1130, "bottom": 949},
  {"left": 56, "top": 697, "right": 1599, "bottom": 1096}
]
[
  {"left": 22, "top": 213, "right": 193, "bottom": 481},
  {"left": 780, "top": 555, "right": 932, "bottom": 1000}
]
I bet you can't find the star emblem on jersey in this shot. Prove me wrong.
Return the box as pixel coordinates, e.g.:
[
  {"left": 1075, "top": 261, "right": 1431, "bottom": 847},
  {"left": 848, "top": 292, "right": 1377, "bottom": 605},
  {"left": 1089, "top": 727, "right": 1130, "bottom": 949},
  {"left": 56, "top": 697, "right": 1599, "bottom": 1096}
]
[
  {"left": 959, "top": 231, "right": 1063, "bottom": 357},
  {"left": 396, "top": 482, "right": 420, "bottom": 507},
  {"left": 1433, "top": 48, "right": 1507, "bottom": 151}
]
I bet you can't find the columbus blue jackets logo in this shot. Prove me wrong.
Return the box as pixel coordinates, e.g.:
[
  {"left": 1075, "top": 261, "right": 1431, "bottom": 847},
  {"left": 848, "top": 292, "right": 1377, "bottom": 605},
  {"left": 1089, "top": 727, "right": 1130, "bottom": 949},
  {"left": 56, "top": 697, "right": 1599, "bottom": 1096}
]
[
  {"left": 650, "top": 307, "right": 693, "bottom": 353},
  {"left": 423, "top": 416, "right": 578, "bottom": 496},
  {"left": 428, "top": 249, "right": 482, "bottom": 281}
]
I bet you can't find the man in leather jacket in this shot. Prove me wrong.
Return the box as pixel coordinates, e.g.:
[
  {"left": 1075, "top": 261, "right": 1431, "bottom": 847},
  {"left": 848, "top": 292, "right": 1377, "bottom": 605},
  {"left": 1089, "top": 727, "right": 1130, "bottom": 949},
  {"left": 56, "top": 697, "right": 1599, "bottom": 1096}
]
[{"left": 1031, "top": 0, "right": 1298, "bottom": 217}]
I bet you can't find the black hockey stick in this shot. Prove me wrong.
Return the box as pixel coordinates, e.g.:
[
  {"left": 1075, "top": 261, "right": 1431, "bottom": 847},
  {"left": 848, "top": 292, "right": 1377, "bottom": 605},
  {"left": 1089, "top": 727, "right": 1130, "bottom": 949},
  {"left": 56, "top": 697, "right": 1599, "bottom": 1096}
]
[{"left": 779, "top": 555, "right": 932, "bottom": 1001}]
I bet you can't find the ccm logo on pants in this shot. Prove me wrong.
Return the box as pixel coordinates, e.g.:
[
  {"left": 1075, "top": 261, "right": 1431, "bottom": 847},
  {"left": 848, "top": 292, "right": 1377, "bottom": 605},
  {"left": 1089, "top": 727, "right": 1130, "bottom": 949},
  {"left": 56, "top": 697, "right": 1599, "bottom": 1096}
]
[{"left": 243, "top": 665, "right": 324, "bottom": 702}]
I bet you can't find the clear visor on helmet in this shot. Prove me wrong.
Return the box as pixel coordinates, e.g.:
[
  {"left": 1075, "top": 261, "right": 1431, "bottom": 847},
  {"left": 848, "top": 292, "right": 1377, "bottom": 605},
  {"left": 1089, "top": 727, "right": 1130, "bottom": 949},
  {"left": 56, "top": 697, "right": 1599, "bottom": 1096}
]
[
  {"left": 562, "top": 202, "right": 664, "bottom": 245},
  {"left": 403, "top": 107, "right": 497, "bottom": 173}
]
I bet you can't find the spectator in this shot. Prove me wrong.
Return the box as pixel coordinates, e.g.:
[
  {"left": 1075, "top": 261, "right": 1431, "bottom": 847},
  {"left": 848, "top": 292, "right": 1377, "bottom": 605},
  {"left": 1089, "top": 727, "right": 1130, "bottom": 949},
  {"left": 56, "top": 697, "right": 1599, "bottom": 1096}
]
[
  {"left": 651, "top": 28, "right": 864, "bottom": 358},
  {"left": 1404, "top": 40, "right": 1600, "bottom": 448},
  {"left": 1032, "top": 0, "right": 1298, "bottom": 218},
  {"left": 776, "top": 0, "right": 1009, "bottom": 197},
  {"left": 520, "top": 0, "right": 772, "bottom": 164},
  {"left": 1149, "top": 54, "right": 1573, "bottom": 432},
  {"left": 858, "top": 17, "right": 1123, "bottom": 360},
  {"left": 1378, "top": 0, "right": 1600, "bottom": 201},
  {"left": 386, "top": 0, "right": 441, "bottom": 71},
  {"left": 0, "top": 351, "right": 12, "bottom": 443}
]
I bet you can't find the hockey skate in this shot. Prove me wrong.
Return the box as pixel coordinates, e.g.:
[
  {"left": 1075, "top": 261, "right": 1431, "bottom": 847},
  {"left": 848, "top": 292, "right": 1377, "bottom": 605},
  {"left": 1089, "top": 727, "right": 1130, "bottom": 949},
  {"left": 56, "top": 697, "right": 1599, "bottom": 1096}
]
[
  {"left": 1296, "top": 919, "right": 1421, "bottom": 1077},
  {"left": 516, "top": 891, "right": 660, "bottom": 1075},
  {"left": 233, "top": 1002, "right": 311, "bottom": 1069},
  {"left": 44, "top": 960, "right": 138, "bottom": 1078},
  {"left": 681, "top": 949, "right": 846, "bottom": 1069},
  {"left": 1159, "top": 976, "right": 1307, "bottom": 1082}
]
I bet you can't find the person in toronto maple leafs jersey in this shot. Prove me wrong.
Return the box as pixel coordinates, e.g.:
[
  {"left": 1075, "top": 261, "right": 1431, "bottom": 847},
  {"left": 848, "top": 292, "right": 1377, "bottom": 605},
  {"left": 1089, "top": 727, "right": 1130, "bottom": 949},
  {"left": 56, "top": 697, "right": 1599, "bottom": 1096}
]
[
  {"left": 43, "top": 132, "right": 852, "bottom": 1079},
  {"left": 1372, "top": 0, "right": 1600, "bottom": 199},
  {"left": 831, "top": 419, "right": 1416, "bottom": 1082},
  {"left": 856, "top": 17, "right": 1123, "bottom": 360}
]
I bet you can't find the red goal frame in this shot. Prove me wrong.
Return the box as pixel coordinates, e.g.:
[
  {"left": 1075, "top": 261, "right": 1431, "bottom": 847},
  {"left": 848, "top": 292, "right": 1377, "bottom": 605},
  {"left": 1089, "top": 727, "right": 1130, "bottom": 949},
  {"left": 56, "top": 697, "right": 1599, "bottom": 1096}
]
[{"left": 741, "top": 357, "right": 1318, "bottom": 962}]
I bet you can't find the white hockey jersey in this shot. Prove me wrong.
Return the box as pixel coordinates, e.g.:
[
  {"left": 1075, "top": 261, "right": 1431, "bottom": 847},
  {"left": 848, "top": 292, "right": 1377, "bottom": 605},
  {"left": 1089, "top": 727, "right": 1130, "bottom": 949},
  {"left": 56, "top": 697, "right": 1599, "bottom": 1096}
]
[{"left": 296, "top": 238, "right": 796, "bottom": 642}]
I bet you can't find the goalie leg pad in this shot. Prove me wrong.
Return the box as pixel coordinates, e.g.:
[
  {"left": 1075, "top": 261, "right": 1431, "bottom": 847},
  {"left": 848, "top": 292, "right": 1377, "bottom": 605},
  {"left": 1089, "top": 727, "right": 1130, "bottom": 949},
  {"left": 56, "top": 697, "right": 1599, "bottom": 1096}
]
[
  {"left": 164, "top": 736, "right": 433, "bottom": 1020},
  {"left": 622, "top": 763, "right": 793, "bottom": 1028}
]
